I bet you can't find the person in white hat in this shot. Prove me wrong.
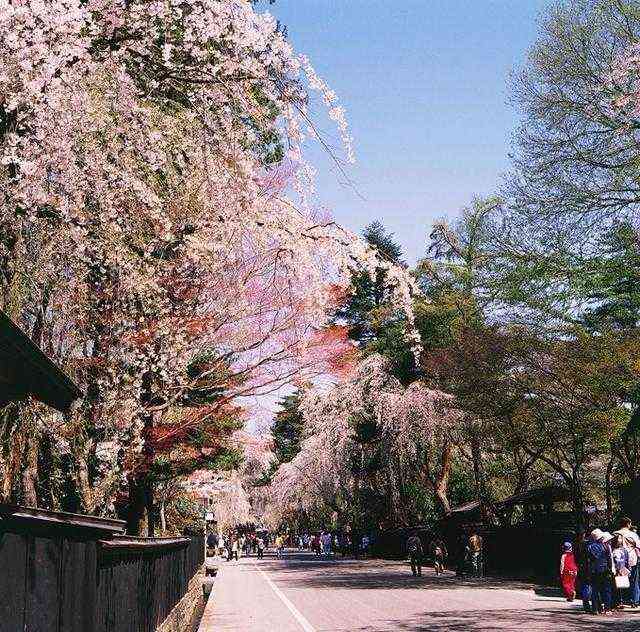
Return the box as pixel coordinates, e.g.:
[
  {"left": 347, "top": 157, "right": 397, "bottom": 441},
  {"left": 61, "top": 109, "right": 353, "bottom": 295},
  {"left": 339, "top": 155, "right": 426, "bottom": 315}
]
[
  {"left": 586, "top": 529, "right": 614, "bottom": 614},
  {"left": 614, "top": 517, "right": 640, "bottom": 608}
]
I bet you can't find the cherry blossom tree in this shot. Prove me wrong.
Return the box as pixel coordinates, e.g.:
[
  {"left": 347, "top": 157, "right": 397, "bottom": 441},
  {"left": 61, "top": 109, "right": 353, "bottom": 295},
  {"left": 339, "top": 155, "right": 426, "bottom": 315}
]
[
  {"left": 0, "top": 0, "right": 418, "bottom": 531},
  {"left": 266, "top": 354, "right": 461, "bottom": 530}
]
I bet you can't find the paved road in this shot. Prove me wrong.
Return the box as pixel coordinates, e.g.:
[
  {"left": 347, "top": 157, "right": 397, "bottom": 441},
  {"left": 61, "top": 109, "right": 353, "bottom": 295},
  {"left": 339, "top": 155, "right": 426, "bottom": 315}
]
[{"left": 199, "top": 550, "right": 640, "bottom": 631}]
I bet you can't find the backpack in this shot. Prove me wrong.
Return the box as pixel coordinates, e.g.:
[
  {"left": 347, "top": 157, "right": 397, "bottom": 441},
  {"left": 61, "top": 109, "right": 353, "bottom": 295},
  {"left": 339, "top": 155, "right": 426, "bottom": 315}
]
[{"left": 587, "top": 541, "right": 609, "bottom": 574}]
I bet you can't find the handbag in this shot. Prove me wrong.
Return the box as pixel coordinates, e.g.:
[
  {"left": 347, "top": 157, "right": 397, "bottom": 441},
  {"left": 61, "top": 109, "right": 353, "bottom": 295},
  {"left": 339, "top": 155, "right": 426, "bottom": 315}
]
[{"left": 615, "top": 574, "right": 630, "bottom": 589}]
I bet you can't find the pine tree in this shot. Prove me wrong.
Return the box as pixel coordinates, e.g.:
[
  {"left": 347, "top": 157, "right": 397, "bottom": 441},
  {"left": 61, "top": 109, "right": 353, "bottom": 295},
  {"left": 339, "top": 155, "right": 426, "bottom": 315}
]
[{"left": 334, "top": 221, "right": 417, "bottom": 383}]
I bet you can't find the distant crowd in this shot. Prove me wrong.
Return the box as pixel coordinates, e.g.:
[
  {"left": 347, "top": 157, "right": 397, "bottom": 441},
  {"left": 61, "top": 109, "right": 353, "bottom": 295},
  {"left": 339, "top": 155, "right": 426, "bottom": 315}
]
[{"left": 206, "top": 529, "right": 374, "bottom": 561}]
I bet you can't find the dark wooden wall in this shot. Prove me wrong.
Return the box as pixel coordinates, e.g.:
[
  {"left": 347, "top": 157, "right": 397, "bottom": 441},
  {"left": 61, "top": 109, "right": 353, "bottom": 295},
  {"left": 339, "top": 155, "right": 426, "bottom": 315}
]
[
  {"left": 0, "top": 522, "right": 203, "bottom": 632},
  {"left": 96, "top": 538, "right": 204, "bottom": 632}
]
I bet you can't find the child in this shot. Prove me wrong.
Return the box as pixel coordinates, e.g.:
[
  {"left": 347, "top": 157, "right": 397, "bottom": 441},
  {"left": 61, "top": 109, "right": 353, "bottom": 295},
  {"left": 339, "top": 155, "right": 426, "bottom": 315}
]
[{"left": 560, "top": 542, "right": 578, "bottom": 601}]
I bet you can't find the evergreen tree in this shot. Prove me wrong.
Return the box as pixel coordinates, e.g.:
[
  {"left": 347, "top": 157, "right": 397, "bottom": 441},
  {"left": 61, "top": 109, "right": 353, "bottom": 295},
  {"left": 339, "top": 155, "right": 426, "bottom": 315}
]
[
  {"left": 334, "top": 221, "right": 417, "bottom": 383},
  {"left": 272, "top": 391, "right": 304, "bottom": 465}
]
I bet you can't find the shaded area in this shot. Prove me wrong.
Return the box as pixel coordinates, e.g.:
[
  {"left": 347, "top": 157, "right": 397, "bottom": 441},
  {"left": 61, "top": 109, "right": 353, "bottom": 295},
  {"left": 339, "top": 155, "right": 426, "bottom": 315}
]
[
  {"left": 262, "top": 552, "right": 549, "bottom": 593},
  {"left": 349, "top": 608, "right": 640, "bottom": 632}
]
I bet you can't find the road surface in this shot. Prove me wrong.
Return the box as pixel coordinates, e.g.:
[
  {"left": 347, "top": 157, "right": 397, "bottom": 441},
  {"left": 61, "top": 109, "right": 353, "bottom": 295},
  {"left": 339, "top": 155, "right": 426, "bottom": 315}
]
[{"left": 199, "top": 549, "right": 640, "bottom": 631}]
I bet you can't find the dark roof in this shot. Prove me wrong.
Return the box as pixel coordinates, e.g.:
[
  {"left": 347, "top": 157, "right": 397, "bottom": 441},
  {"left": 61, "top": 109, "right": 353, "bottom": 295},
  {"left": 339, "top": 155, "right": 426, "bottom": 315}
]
[
  {"left": 0, "top": 503, "right": 125, "bottom": 535},
  {"left": 447, "top": 486, "right": 571, "bottom": 518},
  {"left": 497, "top": 486, "right": 572, "bottom": 508},
  {"left": 0, "top": 310, "right": 81, "bottom": 412}
]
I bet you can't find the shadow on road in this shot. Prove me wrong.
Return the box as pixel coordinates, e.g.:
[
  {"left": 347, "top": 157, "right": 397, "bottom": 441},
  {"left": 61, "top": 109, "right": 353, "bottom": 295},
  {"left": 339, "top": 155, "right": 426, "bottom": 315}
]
[
  {"left": 262, "top": 556, "right": 548, "bottom": 592},
  {"left": 349, "top": 607, "right": 640, "bottom": 631}
]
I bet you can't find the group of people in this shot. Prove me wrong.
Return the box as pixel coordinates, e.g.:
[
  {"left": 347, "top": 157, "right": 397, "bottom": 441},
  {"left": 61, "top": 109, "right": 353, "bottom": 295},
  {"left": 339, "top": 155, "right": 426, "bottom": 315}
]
[
  {"left": 559, "top": 517, "right": 640, "bottom": 615},
  {"left": 206, "top": 531, "right": 267, "bottom": 561},
  {"left": 405, "top": 531, "right": 480, "bottom": 578},
  {"left": 289, "top": 531, "right": 372, "bottom": 557}
]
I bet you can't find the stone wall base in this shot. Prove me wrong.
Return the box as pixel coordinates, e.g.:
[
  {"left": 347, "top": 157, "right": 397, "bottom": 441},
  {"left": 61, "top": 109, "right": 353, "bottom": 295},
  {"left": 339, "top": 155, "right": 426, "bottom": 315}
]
[{"left": 157, "top": 566, "right": 204, "bottom": 632}]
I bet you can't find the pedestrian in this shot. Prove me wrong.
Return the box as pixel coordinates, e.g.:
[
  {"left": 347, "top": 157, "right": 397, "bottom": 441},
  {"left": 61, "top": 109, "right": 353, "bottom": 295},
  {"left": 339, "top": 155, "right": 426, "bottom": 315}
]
[
  {"left": 575, "top": 531, "right": 592, "bottom": 613},
  {"left": 275, "top": 533, "right": 284, "bottom": 559},
  {"left": 231, "top": 537, "right": 239, "bottom": 561},
  {"left": 257, "top": 536, "right": 265, "bottom": 559},
  {"left": 431, "top": 536, "right": 448, "bottom": 576},
  {"left": 339, "top": 533, "right": 349, "bottom": 558},
  {"left": 614, "top": 517, "right": 640, "bottom": 608},
  {"left": 322, "top": 531, "right": 332, "bottom": 555},
  {"left": 468, "top": 532, "right": 483, "bottom": 577},
  {"left": 559, "top": 542, "right": 578, "bottom": 601},
  {"left": 611, "top": 533, "right": 631, "bottom": 610},
  {"left": 587, "top": 529, "right": 613, "bottom": 615},
  {"left": 361, "top": 534, "right": 370, "bottom": 558},
  {"left": 406, "top": 530, "right": 424, "bottom": 577},
  {"left": 218, "top": 534, "right": 226, "bottom": 558},
  {"left": 206, "top": 531, "right": 218, "bottom": 557}
]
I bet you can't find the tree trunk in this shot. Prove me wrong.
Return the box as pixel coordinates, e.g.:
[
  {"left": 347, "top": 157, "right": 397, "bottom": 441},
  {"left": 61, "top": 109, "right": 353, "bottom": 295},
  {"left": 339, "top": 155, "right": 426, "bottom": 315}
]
[
  {"left": 159, "top": 499, "right": 166, "bottom": 533},
  {"left": 433, "top": 442, "right": 453, "bottom": 514},
  {"left": 21, "top": 434, "right": 38, "bottom": 507},
  {"left": 146, "top": 483, "right": 155, "bottom": 537},
  {"left": 570, "top": 475, "right": 586, "bottom": 530},
  {"left": 68, "top": 417, "right": 95, "bottom": 513},
  {"left": 126, "top": 475, "right": 147, "bottom": 535},
  {"left": 470, "top": 428, "right": 485, "bottom": 499},
  {"left": 605, "top": 457, "right": 615, "bottom": 524}
]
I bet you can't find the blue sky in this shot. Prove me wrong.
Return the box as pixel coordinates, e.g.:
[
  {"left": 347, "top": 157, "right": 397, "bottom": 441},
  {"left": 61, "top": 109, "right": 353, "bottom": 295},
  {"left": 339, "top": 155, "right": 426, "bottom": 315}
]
[{"left": 268, "top": 0, "right": 549, "bottom": 263}]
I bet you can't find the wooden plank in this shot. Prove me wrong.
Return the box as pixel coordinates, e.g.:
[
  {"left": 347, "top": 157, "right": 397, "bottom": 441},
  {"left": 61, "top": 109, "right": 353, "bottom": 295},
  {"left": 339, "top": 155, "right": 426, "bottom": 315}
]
[
  {"left": 0, "top": 532, "right": 27, "bottom": 632},
  {"left": 24, "top": 536, "right": 61, "bottom": 632},
  {"left": 99, "top": 537, "right": 188, "bottom": 550},
  {"left": 60, "top": 539, "right": 97, "bottom": 632}
]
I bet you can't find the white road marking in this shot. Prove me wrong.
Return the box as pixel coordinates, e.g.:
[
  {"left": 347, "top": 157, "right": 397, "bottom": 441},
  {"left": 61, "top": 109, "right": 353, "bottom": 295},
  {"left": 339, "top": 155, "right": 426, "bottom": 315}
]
[{"left": 255, "top": 564, "right": 317, "bottom": 632}]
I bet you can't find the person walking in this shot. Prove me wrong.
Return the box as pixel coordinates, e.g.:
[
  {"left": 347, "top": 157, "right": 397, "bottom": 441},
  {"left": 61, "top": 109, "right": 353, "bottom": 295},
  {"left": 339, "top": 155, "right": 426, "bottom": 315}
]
[
  {"left": 406, "top": 531, "right": 424, "bottom": 577},
  {"left": 612, "top": 533, "right": 631, "bottom": 610},
  {"left": 257, "top": 536, "right": 265, "bottom": 559},
  {"left": 206, "top": 531, "right": 218, "bottom": 557},
  {"left": 468, "top": 532, "right": 483, "bottom": 577},
  {"left": 560, "top": 542, "right": 578, "bottom": 601},
  {"left": 230, "top": 537, "right": 239, "bottom": 561},
  {"left": 575, "top": 532, "right": 593, "bottom": 613},
  {"left": 614, "top": 518, "right": 640, "bottom": 608},
  {"left": 587, "top": 529, "right": 613, "bottom": 615},
  {"left": 275, "top": 533, "right": 285, "bottom": 559},
  {"left": 361, "top": 534, "right": 370, "bottom": 558},
  {"left": 322, "top": 531, "right": 333, "bottom": 556},
  {"left": 431, "top": 536, "right": 448, "bottom": 576}
]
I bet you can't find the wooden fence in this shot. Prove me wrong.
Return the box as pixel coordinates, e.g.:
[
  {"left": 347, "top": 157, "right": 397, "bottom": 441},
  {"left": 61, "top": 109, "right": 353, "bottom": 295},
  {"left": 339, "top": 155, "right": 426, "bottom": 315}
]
[{"left": 0, "top": 504, "right": 204, "bottom": 632}]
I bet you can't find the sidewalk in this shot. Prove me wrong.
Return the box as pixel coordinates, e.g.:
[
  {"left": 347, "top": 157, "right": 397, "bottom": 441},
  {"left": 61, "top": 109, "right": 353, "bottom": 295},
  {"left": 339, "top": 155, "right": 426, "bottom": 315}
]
[{"left": 198, "top": 555, "right": 311, "bottom": 632}]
